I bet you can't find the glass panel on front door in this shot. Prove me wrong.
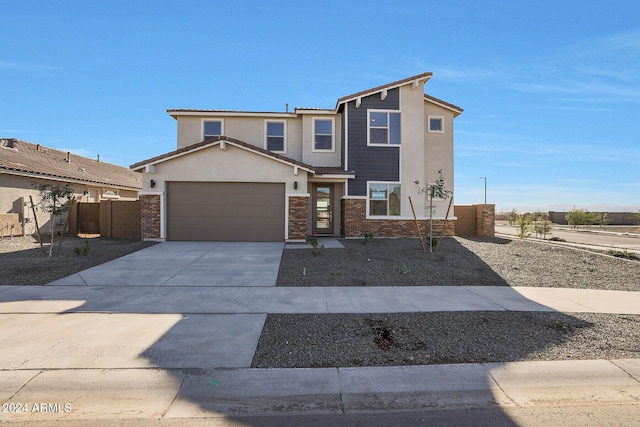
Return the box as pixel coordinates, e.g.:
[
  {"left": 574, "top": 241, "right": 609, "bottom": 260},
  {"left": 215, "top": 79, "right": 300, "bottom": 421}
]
[{"left": 315, "top": 186, "right": 332, "bottom": 233}]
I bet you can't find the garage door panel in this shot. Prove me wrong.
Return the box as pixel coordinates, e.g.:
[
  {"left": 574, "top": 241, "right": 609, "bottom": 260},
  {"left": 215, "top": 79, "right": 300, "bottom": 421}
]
[{"left": 167, "top": 182, "right": 285, "bottom": 241}]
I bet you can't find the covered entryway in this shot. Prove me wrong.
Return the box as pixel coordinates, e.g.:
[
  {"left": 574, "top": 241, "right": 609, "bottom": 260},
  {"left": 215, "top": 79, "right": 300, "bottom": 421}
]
[{"left": 166, "top": 182, "right": 285, "bottom": 241}]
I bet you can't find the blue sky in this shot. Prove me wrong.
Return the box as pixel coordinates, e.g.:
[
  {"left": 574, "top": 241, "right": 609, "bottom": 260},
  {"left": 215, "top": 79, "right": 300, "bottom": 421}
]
[{"left": 2, "top": 0, "right": 639, "bottom": 213}]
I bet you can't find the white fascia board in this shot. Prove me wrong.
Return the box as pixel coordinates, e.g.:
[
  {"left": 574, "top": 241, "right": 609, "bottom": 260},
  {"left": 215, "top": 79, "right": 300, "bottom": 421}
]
[
  {"left": 424, "top": 97, "right": 462, "bottom": 116},
  {"left": 337, "top": 75, "right": 432, "bottom": 107},
  {"left": 133, "top": 141, "right": 221, "bottom": 170},
  {"left": 311, "top": 174, "right": 353, "bottom": 180},
  {"left": 134, "top": 139, "right": 315, "bottom": 175},
  {"left": 294, "top": 109, "right": 337, "bottom": 115},
  {"left": 168, "top": 110, "right": 298, "bottom": 119}
]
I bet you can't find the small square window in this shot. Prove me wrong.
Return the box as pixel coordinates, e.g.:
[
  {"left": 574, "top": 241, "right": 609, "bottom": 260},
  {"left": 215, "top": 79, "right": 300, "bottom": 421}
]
[
  {"left": 203, "top": 120, "right": 223, "bottom": 139},
  {"left": 428, "top": 116, "right": 444, "bottom": 133}
]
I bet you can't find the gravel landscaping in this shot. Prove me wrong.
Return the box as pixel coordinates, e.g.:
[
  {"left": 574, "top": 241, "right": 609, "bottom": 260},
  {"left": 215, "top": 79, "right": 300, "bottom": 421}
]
[
  {"left": 276, "top": 236, "right": 640, "bottom": 291},
  {"left": 256, "top": 236, "right": 640, "bottom": 368},
  {"left": 0, "top": 235, "right": 157, "bottom": 286}
]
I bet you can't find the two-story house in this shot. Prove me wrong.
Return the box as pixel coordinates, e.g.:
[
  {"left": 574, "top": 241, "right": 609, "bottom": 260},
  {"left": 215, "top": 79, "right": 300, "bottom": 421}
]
[{"left": 130, "top": 72, "right": 463, "bottom": 242}]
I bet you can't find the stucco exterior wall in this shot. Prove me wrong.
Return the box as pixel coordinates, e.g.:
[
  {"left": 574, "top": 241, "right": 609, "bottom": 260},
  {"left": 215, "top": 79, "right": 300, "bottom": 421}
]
[
  {"left": 400, "top": 83, "right": 427, "bottom": 219},
  {"left": 141, "top": 144, "right": 308, "bottom": 194},
  {"left": 176, "top": 115, "right": 305, "bottom": 162},
  {"left": 423, "top": 101, "right": 456, "bottom": 219},
  {"left": 301, "top": 114, "right": 342, "bottom": 167}
]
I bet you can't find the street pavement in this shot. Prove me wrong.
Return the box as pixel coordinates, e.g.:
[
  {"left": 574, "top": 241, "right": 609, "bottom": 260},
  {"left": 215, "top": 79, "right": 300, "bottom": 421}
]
[
  {"left": 1, "top": 239, "right": 639, "bottom": 424},
  {"left": 496, "top": 223, "right": 640, "bottom": 253}
]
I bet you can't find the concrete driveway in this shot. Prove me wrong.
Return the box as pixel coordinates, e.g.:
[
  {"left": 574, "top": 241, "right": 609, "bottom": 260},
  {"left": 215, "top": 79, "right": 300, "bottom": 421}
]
[{"left": 47, "top": 241, "right": 285, "bottom": 287}]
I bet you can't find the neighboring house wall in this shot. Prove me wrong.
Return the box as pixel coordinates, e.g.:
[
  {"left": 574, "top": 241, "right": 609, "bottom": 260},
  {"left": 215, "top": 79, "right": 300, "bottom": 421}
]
[{"left": 1, "top": 174, "right": 138, "bottom": 236}]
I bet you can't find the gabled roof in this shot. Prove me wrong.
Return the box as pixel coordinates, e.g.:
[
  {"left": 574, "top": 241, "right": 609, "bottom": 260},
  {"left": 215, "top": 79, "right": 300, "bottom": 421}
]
[
  {"left": 336, "top": 72, "right": 433, "bottom": 107},
  {"left": 0, "top": 138, "right": 142, "bottom": 190},
  {"left": 130, "top": 136, "right": 317, "bottom": 173},
  {"left": 424, "top": 94, "right": 464, "bottom": 117}
]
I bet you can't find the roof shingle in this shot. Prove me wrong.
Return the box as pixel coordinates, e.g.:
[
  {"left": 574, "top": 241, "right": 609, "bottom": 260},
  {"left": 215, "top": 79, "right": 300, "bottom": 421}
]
[{"left": 0, "top": 138, "right": 142, "bottom": 190}]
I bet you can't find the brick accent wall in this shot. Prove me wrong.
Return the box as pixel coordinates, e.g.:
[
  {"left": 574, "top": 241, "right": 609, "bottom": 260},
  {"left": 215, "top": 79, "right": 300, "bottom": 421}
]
[
  {"left": 475, "top": 204, "right": 495, "bottom": 237},
  {"left": 140, "top": 194, "right": 161, "bottom": 240},
  {"left": 288, "top": 196, "right": 308, "bottom": 240},
  {"left": 341, "top": 198, "right": 455, "bottom": 238}
]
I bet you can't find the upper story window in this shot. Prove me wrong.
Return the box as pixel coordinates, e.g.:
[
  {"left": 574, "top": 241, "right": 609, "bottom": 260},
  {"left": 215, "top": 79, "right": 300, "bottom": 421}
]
[
  {"left": 428, "top": 115, "right": 444, "bottom": 133},
  {"left": 265, "top": 120, "right": 286, "bottom": 152},
  {"left": 313, "top": 118, "right": 334, "bottom": 152},
  {"left": 368, "top": 110, "right": 401, "bottom": 145},
  {"left": 368, "top": 182, "right": 401, "bottom": 216},
  {"left": 203, "top": 120, "right": 224, "bottom": 139}
]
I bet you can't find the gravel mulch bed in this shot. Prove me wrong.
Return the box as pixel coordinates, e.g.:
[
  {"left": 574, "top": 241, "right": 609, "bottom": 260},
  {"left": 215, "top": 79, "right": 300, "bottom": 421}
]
[
  {"left": 0, "top": 235, "right": 158, "bottom": 286},
  {"left": 262, "top": 236, "right": 640, "bottom": 368},
  {"left": 252, "top": 312, "right": 640, "bottom": 368},
  {"left": 277, "top": 237, "right": 640, "bottom": 292}
]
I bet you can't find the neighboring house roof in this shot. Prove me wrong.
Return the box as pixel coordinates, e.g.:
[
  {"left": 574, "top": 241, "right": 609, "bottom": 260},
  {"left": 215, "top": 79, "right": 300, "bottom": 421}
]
[
  {"left": 130, "top": 136, "right": 353, "bottom": 177},
  {"left": 424, "top": 94, "right": 464, "bottom": 117},
  {"left": 336, "top": 72, "right": 433, "bottom": 107},
  {"left": 0, "top": 138, "right": 142, "bottom": 190}
]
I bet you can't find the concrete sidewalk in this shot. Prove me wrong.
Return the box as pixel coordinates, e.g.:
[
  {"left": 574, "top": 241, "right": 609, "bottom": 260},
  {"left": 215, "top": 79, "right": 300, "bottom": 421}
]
[
  {"left": 2, "top": 360, "right": 640, "bottom": 421},
  {"left": 1, "top": 285, "right": 639, "bottom": 315}
]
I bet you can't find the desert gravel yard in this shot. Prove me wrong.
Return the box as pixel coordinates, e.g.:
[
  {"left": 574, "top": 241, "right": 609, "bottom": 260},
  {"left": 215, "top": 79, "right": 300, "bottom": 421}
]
[
  {"left": 257, "top": 236, "right": 640, "bottom": 368},
  {"left": 276, "top": 236, "right": 640, "bottom": 291}
]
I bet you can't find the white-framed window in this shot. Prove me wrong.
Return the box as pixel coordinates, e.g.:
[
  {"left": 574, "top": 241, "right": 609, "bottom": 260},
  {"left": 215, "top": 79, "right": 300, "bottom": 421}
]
[
  {"left": 265, "top": 120, "right": 286, "bottom": 152},
  {"left": 368, "top": 110, "right": 401, "bottom": 145},
  {"left": 368, "top": 182, "right": 401, "bottom": 216},
  {"left": 312, "top": 118, "right": 334, "bottom": 152},
  {"left": 203, "top": 120, "right": 224, "bottom": 139},
  {"left": 427, "top": 115, "right": 444, "bottom": 133}
]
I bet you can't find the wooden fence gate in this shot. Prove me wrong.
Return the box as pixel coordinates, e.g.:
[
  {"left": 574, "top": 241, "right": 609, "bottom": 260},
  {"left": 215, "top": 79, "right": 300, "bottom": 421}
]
[
  {"left": 70, "top": 200, "right": 141, "bottom": 238},
  {"left": 77, "top": 203, "right": 100, "bottom": 234}
]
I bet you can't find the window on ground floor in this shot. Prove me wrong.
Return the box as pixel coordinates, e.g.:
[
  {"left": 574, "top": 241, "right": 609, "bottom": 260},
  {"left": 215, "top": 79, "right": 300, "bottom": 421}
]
[{"left": 368, "top": 182, "right": 401, "bottom": 216}]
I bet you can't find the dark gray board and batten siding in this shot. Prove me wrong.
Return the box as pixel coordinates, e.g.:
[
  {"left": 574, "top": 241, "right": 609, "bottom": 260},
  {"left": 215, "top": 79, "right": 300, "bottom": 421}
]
[{"left": 344, "top": 88, "right": 401, "bottom": 197}]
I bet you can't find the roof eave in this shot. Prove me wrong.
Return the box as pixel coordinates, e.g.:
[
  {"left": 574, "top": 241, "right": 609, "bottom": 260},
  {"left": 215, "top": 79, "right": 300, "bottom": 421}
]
[{"left": 335, "top": 72, "right": 433, "bottom": 108}]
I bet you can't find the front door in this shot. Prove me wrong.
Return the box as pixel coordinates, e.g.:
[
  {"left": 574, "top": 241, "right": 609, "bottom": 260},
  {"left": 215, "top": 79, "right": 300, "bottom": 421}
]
[{"left": 313, "top": 184, "right": 333, "bottom": 235}]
